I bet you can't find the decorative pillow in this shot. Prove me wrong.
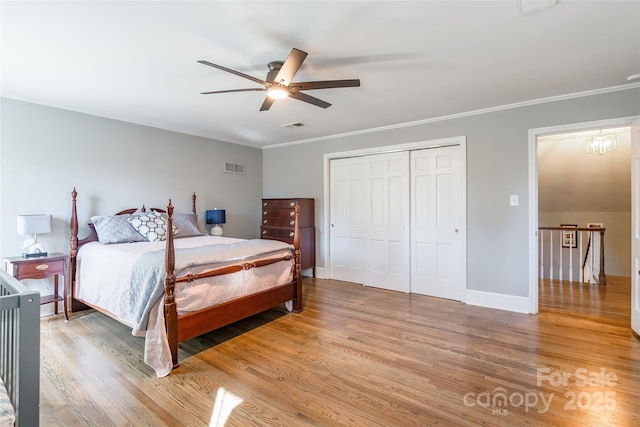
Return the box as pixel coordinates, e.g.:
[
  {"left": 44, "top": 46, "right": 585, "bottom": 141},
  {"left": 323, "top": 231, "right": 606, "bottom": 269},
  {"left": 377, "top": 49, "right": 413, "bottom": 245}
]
[
  {"left": 127, "top": 211, "right": 175, "bottom": 242},
  {"left": 91, "top": 214, "right": 147, "bottom": 244},
  {"left": 171, "top": 212, "right": 203, "bottom": 238}
]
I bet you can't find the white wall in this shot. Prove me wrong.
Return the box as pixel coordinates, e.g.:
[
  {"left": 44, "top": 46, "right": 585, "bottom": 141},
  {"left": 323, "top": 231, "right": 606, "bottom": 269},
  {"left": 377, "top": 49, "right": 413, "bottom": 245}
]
[
  {"left": 263, "top": 87, "right": 640, "bottom": 303},
  {"left": 0, "top": 98, "right": 264, "bottom": 312}
]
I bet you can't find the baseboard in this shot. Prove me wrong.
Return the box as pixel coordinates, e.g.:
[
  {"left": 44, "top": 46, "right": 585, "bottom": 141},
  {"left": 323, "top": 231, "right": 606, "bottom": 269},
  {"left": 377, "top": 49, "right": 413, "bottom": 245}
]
[
  {"left": 314, "top": 267, "right": 327, "bottom": 279},
  {"left": 301, "top": 267, "right": 327, "bottom": 279},
  {"left": 465, "top": 289, "right": 532, "bottom": 314}
]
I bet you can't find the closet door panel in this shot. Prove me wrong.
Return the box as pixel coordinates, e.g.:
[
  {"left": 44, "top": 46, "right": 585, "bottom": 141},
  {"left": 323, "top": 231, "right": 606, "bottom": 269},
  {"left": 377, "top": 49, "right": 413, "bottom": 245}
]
[
  {"left": 364, "top": 151, "right": 410, "bottom": 292},
  {"left": 330, "top": 157, "right": 366, "bottom": 283},
  {"left": 411, "top": 147, "right": 463, "bottom": 300}
]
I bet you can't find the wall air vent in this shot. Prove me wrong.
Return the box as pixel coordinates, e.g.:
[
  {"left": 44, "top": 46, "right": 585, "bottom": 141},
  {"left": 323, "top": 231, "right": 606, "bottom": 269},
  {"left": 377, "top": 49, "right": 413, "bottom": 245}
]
[
  {"left": 224, "top": 162, "right": 245, "bottom": 175},
  {"left": 281, "top": 122, "right": 305, "bottom": 128}
]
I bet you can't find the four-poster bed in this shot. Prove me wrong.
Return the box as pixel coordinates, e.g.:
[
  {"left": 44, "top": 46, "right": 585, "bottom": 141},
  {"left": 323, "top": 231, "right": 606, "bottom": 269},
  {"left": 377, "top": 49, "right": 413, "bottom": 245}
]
[{"left": 69, "top": 188, "right": 303, "bottom": 376}]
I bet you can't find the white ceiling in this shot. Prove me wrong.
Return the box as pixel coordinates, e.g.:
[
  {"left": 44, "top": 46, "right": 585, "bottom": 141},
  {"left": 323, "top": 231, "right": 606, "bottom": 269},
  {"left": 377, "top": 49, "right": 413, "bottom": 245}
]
[{"left": 2, "top": 1, "right": 639, "bottom": 148}]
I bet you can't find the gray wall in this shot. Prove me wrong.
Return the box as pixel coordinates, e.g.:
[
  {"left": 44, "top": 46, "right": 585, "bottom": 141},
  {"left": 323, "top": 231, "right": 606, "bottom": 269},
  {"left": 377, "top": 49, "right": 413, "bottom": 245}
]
[
  {"left": 1, "top": 98, "right": 263, "bottom": 309},
  {"left": 263, "top": 88, "right": 640, "bottom": 299}
]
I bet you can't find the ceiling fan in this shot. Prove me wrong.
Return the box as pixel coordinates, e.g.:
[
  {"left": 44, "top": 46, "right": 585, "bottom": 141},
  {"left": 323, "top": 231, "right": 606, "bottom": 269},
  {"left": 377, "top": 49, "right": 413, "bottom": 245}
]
[{"left": 198, "top": 48, "right": 360, "bottom": 111}]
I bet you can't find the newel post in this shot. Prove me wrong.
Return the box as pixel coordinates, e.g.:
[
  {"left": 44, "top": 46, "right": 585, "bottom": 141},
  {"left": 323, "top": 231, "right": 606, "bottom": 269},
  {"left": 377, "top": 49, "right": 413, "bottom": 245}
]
[{"left": 598, "top": 229, "right": 606, "bottom": 285}]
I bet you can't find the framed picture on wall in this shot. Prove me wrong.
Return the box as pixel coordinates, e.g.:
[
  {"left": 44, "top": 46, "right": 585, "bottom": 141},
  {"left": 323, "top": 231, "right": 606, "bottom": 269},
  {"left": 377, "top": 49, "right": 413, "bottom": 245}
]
[{"left": 560, "top": 224, "right": 577, "bottom": 248}]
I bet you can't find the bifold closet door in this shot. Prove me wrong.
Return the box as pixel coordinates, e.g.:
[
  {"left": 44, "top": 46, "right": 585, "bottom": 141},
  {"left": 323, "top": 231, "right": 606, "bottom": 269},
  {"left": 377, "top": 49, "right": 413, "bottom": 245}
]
[{"left": 329, "top": 152, "right": 410, "bottom": 292}]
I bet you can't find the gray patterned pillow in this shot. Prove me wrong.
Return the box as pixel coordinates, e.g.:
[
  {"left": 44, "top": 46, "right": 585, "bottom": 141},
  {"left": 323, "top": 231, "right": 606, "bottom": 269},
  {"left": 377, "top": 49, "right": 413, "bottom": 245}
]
[
  {"left": 91, "top": 214, "right": 147, "bottom": 244},
  {"left": 171, "top": 212, "right": 203, "bottom": 238},
  {"left": 127, "top": 211, "right": 172, "bottom": 242}
]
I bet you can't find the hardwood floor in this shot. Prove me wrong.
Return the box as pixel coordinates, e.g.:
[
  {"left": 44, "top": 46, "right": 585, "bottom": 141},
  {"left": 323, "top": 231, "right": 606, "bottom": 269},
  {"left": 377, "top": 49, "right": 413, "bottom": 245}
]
[{"left": 40, "top": 278, "right": 640, "bottom": 426}]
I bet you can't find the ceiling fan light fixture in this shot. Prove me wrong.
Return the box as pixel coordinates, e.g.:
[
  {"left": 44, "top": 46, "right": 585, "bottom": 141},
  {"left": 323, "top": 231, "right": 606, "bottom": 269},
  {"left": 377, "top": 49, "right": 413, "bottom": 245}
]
[
  {"left": 267, "top": 86, "right": 289, "bottom": 99},
  {"left": 199, "top": 48, "right": 359, "bottom": 111}
]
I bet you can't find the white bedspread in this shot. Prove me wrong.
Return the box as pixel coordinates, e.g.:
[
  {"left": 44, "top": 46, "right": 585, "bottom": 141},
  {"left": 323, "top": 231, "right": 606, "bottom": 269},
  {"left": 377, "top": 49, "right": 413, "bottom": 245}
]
[
  {"left": 0, "top": 379, "right": 14, "bottom": 427},
  {"left": 75, "top": 235, "right": 294, "bottom": 377}
]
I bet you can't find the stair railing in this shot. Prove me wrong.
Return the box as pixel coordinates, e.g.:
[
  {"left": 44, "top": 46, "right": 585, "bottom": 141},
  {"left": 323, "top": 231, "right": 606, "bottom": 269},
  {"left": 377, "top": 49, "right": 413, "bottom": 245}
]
[{"left": 538, "top": 226, "right": 606, "bottom": 285}]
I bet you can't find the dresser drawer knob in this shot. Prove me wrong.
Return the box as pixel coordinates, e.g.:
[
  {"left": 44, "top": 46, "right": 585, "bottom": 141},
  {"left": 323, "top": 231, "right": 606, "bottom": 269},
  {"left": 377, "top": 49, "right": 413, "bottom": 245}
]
[
  {"left": 289, "top": 232, "right": 294, "bottom": 237},
  {"left": 263, "top": 219, "right": 268, "bottom": 224},
  {"left": 289, "top": 211, "right": 295, "bottom": 217},
  {"left": 36, "top": 264, "right": 49, "bottom": 271},
  {"left": 263, "top": 211, "right": 268, "bottom": 216},
  {"left": 263, "top": 202, "right": 268, "bottom": 206},
  {"left": 262, "top": 230, "right": 267, "bottom": 235},
  {"left": 290, "top": 220, "right": 295, "bottom": 226},
  {"left": 289, "top": 202, "right": 295, "bottom": 207}
]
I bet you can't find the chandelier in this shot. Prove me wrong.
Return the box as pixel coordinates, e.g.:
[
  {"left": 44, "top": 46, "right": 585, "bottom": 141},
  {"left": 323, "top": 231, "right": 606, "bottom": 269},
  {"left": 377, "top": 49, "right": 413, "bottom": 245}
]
[{"left": 586, "top": 132, "right": 617, "bottom": 155}]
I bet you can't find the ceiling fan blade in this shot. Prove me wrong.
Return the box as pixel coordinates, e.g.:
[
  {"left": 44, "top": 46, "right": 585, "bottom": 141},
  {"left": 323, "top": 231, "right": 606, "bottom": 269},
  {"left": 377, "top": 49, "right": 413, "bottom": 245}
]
[
  {"left": 288, "top": 91, "right": 331, "bottom": 109},
  {"left": 274, "top": 48, "right": 308, "bottom": 85},
  {"left": 289, "top": 79, "right": 361, "bottom": 91},
  {"left": 260, "top": 96, "right": 276, "bottom": 111},
  {"left": 201, "top": 88, "right": 266, "bottom": 95},
  {"left": 198, "top": 60, "right": 269, "bottom": 86}
]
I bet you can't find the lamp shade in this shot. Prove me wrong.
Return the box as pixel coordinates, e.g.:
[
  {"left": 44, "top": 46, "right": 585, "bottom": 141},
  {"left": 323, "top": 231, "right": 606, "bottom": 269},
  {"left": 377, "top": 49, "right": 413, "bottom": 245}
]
[
  {"left": 17, "top": 214, "right": 52, "bottom": 235},
  {"left": 206, "top": 209, "right": 226, "bottom": 225}
]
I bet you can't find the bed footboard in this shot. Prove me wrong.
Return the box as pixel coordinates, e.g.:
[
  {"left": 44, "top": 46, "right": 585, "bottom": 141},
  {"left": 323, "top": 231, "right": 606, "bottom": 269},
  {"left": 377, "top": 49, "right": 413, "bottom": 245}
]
[
  {"left": 163, "top": 201, "right": 303, "bottom": 368},
  {"left": 0, "top": 269, "right": 40, "bottom": 427}
]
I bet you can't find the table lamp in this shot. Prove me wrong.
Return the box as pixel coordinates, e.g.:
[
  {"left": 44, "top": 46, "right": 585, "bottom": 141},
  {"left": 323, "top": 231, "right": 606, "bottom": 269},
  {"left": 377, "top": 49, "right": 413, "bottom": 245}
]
[
  {"left": 206, "top": 209, "right": 226, "bottom": 236},
  {"left": 17, "top": 214, "right": 52, "bottom": 257}
]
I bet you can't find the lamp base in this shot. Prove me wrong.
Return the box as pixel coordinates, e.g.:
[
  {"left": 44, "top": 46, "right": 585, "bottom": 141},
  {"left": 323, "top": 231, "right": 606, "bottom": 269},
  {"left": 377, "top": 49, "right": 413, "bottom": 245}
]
[{"left": 210, "top": 224, "right": 224, "bottom": 236}]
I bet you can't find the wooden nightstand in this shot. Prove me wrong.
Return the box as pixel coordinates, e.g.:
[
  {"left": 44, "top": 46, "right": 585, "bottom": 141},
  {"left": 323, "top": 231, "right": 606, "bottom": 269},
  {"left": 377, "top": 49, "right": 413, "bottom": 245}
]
[{"left": 3, "top": 252, "right": 69, "bottom": 320}]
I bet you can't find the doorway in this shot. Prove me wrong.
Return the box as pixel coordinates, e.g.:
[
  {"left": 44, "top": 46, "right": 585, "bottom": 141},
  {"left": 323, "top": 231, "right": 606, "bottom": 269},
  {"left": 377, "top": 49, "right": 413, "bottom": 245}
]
[
  {"left": 537, "top": 126, "right": 631, "bottom": 314},
  {"left": 528, "top": 117, "right": 637, "bottom": 315}
]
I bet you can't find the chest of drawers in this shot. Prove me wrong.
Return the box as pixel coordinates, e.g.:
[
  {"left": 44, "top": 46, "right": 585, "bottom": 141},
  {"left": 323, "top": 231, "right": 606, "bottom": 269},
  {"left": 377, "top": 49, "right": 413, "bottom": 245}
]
[{"left": 261, "top": 198, "right": 315, "bottom": 276}]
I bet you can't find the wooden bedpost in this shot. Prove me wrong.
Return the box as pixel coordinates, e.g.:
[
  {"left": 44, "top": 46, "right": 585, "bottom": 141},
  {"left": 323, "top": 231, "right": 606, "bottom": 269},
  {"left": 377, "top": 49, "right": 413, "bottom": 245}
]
[
  {"left": 164, "top": 200, "right": 179, "bottom": 368},
  {"left": 293, "top": 203, "right": 303, "bottom": 312},
  {"left": 69, "top": 188, "right": 79, "bottom": 315},
  {"left": 70, "top": 188, "right": 78, "bottom": 263}
]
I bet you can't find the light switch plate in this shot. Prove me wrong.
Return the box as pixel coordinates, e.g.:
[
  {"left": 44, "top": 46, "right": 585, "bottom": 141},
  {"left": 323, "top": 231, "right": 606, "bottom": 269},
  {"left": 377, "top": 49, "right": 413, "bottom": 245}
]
[{"left": 510, "top": 195, "right": 519, "bottom": 206}]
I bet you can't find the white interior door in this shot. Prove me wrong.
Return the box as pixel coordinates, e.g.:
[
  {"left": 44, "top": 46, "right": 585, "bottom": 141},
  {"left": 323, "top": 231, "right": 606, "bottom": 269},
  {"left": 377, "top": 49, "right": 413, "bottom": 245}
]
[
  {"left": 410, "top": 146, "right": 464, "bottom": 300},
  {"left": 330, "top": 157, "right": 366, "bottom": 284},
  {"left": 364, "top": 152, "right": 410, "bottom": 292},
  {"left": 631, "top": 119, "right": 640, "bottom": 335}
]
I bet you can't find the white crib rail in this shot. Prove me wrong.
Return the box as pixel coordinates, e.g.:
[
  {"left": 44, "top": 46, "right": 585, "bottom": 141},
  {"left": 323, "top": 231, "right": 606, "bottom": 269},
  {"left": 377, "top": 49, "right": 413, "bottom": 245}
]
[{"left": 0, "top": 269, "right": 40, "bottom": 427}]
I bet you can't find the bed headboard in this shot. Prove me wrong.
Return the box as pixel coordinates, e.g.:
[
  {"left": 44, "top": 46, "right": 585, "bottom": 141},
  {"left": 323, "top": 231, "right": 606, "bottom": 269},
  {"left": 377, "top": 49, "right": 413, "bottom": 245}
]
[
  {"left": 69, "top": 188, "right": 196, "bottom": 248},
  {"left": 69, "top": 188, "right": 197, "bottom": 287}
]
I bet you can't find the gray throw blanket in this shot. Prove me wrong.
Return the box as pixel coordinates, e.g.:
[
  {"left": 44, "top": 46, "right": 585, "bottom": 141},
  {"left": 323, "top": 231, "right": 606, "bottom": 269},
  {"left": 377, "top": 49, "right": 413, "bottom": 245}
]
[{"left": 129, "top": 239, "right": 293, "bottom": 332}]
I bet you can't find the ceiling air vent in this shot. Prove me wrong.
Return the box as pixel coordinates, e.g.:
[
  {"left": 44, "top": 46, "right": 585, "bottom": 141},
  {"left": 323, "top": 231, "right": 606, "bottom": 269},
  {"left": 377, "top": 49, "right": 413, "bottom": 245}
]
[
  {"left": 281, "top": 122, "right": 305, "bottom": 128},
  {"left": 224, "top": 162, "right": 245, "bottom": 175}
]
